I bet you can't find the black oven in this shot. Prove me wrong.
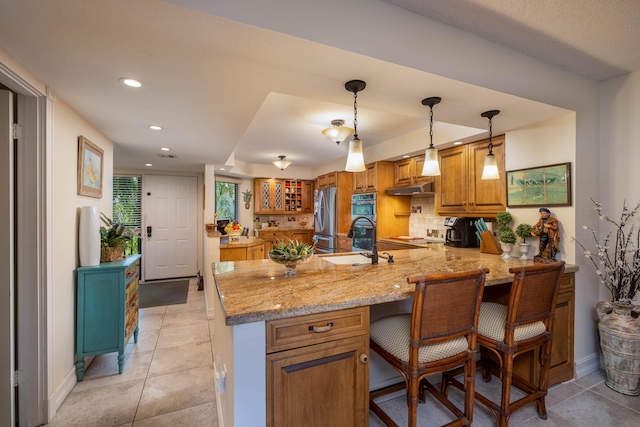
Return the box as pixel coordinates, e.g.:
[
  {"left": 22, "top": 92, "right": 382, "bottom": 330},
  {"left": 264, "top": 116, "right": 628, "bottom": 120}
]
[{"left": 351, "top": 193, "right": 376, "bottom": 252}]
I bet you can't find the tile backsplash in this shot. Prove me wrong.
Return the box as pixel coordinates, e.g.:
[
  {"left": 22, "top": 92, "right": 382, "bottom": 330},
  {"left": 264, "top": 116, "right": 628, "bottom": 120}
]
[{"left": 408, "top": 195, "right": 445, "bottom": 240}]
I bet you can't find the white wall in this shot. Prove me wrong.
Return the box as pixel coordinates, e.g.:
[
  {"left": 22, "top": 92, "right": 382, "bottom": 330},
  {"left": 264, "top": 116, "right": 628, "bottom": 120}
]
[{"left": 50, "top": 98, "right": 113, "bottom": 412}]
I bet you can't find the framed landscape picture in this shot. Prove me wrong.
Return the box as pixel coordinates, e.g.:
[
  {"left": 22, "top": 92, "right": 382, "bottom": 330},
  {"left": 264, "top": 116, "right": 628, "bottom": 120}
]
[
  {"left": 506, "top": 162, "right": 571, "bottom": 207},
  {"left": 77, "top": 136, "right": 104, "bottom": 198}
]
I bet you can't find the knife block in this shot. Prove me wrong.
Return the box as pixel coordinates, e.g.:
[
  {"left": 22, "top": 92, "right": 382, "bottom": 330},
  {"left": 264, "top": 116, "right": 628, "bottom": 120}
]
[{"left": 479, "top": 231, "right": 502, "bottom": 255}]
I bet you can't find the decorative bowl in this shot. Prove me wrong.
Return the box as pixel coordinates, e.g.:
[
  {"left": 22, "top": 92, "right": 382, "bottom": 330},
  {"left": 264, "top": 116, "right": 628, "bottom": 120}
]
[{"left": 268, "top": 252, "right": 314, "bottom": 277}]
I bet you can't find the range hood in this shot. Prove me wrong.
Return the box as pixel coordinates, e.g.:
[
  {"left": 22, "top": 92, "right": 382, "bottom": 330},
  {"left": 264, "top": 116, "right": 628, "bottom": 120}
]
[{"left": 384, "top": 181, "right": 435, "bottom": 196}]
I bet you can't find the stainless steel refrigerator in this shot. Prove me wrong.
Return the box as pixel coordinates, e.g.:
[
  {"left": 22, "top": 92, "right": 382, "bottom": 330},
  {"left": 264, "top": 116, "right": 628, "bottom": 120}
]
[{"left": 313, "top": 186, "right": 338, "bottom": 253}]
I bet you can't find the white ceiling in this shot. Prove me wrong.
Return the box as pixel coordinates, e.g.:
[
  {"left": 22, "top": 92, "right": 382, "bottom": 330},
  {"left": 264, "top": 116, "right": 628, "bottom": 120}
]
[{"left": 0, "top": 0, "right": 637, "bottom": 175}]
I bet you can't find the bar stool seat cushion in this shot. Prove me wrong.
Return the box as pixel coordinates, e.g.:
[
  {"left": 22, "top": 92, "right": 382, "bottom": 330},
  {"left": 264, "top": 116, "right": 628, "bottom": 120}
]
[
  {"left": 478, "top": 302, "right": 546, "bottom": 342},
  {"left": 371, "top": 314, "right": 469, "bottom": 363}
]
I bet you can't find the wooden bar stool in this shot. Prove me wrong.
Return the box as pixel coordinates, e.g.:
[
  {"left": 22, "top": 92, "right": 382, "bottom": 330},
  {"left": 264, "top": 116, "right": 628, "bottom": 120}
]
[
  {"left": 369, "top": 268, "right": 489, "bottom": 427},
  {"left": 443, "top": 261, "right": 565, "bottom": 427}
]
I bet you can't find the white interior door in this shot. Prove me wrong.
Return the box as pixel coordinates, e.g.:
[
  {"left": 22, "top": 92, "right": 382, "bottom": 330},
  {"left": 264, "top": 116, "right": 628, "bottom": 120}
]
[
  {"left": 0, "top": 89, "right": 15, "bottom": 425},
  {"left": 143, "top": 175, "right": 198, "bottom": 280}
]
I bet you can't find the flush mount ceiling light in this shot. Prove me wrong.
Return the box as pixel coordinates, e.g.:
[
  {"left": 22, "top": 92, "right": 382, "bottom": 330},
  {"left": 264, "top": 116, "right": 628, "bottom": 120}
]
[
  {"left": 272, "top": 155, "right": 292, "bottom": 171},
  {"left": 344, "top": 79, "right": 367, "bottom": 172},
  {"left": 481, "top": 109, "right": 501, "bottom": 180},
  {"left": 421, "top": 96, "right": 442, "bottom": 176},
  {"left": 120, "top": 78, "right": 142, "bottom": 88},
  {"left": 322, "top": 119, "right": 354, "bottom": 145}
]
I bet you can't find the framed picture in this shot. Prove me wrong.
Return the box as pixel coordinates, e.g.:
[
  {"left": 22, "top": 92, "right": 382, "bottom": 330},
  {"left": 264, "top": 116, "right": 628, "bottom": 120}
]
[
  {"left": 77, "top": 136, "right": 104, "bottom": 198},
  {"left": 506, "top": 162, "right": 571, "bottom": 207}
]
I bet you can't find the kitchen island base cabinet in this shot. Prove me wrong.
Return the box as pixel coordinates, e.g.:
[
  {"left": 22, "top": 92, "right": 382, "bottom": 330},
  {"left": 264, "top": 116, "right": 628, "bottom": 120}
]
[
  {"left": 266, "top": 307, "right": 370, "bottom": 427},
  {"left": 75, "top": 255, "right": 141, "bottom": 381}
]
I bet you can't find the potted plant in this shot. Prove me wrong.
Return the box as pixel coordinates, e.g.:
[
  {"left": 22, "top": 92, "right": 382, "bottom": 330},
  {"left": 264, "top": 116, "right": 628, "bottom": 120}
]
[
  {"left": 99, "top": 213, "right": 134, "bottom": 262},
  {"left": 496, "top": 211, "right": 516, "bottom": 259},
  {"left": 515, "top": 223, "right": 533, "bottom": 260},
  {"left": 242, "top": 190, "right": 252, "bottom": 210},
  {"left": 574, "top": 198, "right": 640, "bottom": 395}
]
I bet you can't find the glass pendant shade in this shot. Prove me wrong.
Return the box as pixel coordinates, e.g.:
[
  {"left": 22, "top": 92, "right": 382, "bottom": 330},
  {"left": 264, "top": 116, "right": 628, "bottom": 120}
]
[
  {"left": 322, "top": 120, "right": 354, "bottom": 145},
  {"left": 272, "top": 155, "right": 292, "bottom": 170},
  {"left": 481, "top": 153, "right": 499, "bottom": 180},
  {"left": 345, "top": 138, "right": 365, "bottom": 172},
  {"left": 421, "top": 146, "right": 441, "bottom": 176}
]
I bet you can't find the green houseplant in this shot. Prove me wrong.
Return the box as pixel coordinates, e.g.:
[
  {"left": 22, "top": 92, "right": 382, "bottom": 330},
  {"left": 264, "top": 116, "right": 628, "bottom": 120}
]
[
  {"left": 496, "top": 211, "right": 516, "bottom": 259},
  {"left": 99, "top": 213, "right": 134, "bottom": 262},
  {"left": 573, "top": 198, "right": 640, "bottom": 395},
  {"left": 515, "top": 223, "right": 533, "bottom": 260}
]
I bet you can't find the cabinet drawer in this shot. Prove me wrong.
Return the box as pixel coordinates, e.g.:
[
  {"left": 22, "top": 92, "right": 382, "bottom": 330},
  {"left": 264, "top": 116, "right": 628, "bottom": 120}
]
[{"left": 266, "top": 307, "right": 369, "bottom": 354}]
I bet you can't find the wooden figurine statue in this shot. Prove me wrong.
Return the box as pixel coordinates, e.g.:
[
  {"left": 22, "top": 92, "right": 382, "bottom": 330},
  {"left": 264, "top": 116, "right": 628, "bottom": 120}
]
[{"left": 531, "top": 207, "right": 560, "bottom": 263}]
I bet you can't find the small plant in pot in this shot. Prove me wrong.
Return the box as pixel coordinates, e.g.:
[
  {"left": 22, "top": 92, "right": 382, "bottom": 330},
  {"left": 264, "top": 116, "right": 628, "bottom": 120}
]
[
  {"left": 515, "top": 223, "right": 533, "bottom": 260},
  {"left": 496, "top": 211, "right": 516, "bottom": 259},
  {"left": 100, "top": 213, "right": 134, "bottom": 262}
]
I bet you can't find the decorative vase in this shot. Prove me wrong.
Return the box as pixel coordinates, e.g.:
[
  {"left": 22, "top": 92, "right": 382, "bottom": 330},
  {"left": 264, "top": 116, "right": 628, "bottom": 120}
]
[
  {"left": 518, "top": 243, "right": 531, "bottom": 260},
  {"left": 79, "top": 206, "right": 100, "bottom": 266},
  {"left": 500, "top": 243, "right": 513, "bottom": 259},
  {"left": 596, "top": 301, "right": 640, "bottom": 395}
]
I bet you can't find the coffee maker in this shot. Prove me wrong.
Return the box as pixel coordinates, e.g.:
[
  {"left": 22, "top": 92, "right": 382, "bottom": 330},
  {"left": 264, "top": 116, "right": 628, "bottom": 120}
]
[{"left": 444, "top": 217, "right": 480, "bottom": 248}]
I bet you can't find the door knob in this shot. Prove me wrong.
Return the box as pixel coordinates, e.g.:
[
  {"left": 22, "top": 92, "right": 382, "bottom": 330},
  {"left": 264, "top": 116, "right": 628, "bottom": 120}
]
[{"left": 147, "top": 226, "right": 152, "bottom": 238}]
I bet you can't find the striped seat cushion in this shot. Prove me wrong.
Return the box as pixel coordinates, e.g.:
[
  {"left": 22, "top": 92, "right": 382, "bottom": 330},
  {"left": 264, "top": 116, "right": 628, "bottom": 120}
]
[
  {"left": 478, "top": 302, "right": 546, "bottom": 342},
  {"left": 370, "top": 314, "right": 469, "bottom": 363}
]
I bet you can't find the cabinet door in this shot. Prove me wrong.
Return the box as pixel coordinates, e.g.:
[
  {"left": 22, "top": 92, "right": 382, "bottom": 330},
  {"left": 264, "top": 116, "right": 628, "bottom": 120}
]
[
  {"left": 79, "top": 271, "right": 122, "bottom": 353},
  {"left": 301, "top": 181, "right": 315, "bottom": 213},
  {"left": 267, "top": 335, "right": 369, "bottom": 427},
  {"left": 413, "top": 155, "right": 433, "bottom": 184},
  {"left": 364, "top": 163, "right": 377, "bottom": 192},
  {"left": 247, "top": 244, "right": 265, "bottom": 260},
  {"left": 338, "top": 236, "right": 352, "bottom": 253},
  {"left": 468, "top": 136, "right": 506, "bottom": 214},
  {"left": 256, "top": 179, "right": 285, "bottom": 214},
  {"left": 436, "top": 145, "right": 469, "bottom": 215},
  {"left": 394, "top": 158, "right": 414, "bottom": 186},
  {"left": 353, "top": 170, "right": 367, "bottom": 193}
]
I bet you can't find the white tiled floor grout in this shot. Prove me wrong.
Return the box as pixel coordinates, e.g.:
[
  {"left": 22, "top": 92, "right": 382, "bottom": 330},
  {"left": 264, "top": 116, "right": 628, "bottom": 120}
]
[{"left": 47, "top": 278, "right": 639, "bottom": 426}]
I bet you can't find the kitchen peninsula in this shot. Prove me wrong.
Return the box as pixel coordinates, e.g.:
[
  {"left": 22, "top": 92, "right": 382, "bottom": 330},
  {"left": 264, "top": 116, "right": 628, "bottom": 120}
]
[{"left": 211, "top": 246, "right": 577, "bottom": 426}]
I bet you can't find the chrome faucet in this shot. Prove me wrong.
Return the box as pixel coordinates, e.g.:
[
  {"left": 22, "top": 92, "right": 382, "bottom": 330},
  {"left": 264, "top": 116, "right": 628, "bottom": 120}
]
[{"left": 347, "top": 216, "right": 378, "bottom": 265}]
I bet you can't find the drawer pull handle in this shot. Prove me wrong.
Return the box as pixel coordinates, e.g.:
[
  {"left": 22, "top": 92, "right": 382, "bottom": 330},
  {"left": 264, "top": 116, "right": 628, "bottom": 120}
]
[{"left": 309, "top": 322, "right": 333, "bottom": 333}]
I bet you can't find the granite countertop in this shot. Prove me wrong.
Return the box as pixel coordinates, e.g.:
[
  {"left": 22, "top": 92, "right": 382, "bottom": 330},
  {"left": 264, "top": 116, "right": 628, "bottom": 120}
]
[
  {"left": 219, "top": 236, "right": 264, "bottom": 249},
  {"left": 213, "top": 245, "right": 577, "bottom": 326}
]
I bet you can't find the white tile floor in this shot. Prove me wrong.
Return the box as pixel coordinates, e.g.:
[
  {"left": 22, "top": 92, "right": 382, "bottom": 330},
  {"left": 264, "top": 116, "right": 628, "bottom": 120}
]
[{"left": 45, "top": 279, "right": 639, "bottom": 426}]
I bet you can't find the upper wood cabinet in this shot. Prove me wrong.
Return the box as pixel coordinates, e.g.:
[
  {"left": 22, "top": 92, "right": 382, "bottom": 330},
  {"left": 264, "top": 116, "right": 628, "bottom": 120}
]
[
  {"left": 393, "top": 155, "right": 433, "bottom": 186},
  {"left": 353, "top": 161, "right": 394, "bottom": 193},
  {"left": 435, "top": 135, "right": 506, "bottom": 217},
  {"left": 316, "top": 172, "right": 337, "bottom": 188},
  {"left": 255, "top": 179, "right": 315, "bottom": 214}
]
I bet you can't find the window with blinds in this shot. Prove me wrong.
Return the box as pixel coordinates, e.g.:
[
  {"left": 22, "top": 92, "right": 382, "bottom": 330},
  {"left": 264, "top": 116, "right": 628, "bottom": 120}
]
[{"left": 112, "top": 175, "right": 142, "bottom": 230}]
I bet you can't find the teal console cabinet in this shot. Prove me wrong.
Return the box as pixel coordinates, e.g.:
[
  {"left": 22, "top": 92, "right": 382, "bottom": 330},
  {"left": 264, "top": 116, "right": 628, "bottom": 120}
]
[{"left": 75, "top": 254, "right": 141, "bottom": 381}]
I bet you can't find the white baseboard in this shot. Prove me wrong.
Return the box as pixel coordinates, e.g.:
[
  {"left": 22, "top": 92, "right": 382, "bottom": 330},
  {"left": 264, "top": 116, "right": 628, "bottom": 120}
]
[
  {"left": 47, "top": 366, "right": 77, "bottom": 422},
  {"left": 575, "top": 353, "right": 601, "bottom": 379}
]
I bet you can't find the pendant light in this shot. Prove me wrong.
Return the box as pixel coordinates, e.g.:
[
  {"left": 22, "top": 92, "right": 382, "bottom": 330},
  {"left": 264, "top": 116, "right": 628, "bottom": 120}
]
[
  {"left": 322, "top": 119, "right": 354, "bottom": 145},
  {"left": 344, "top": 80, "right": 367, "bottom": 172},
  {"left": 480, "top": 110, "right": 500, "bottom": 180},
  {"left": 421, "top": 97, "right": 442, "bottom": 176},
  {"left": 272, "top": 155, "right": 292, "bottom": 171}
]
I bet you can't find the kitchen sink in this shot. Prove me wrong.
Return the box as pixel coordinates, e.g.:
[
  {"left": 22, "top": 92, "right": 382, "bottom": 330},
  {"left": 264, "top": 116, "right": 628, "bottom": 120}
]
[{"left": 321, "top": 254, "right": 371, "bottom": 265}]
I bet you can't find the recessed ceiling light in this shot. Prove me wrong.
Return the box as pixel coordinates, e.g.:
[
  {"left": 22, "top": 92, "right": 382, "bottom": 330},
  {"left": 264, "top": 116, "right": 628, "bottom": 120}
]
[
  {"left": 220, "top": 167, "right": 226, "bottom": 171},
  {"left": 402, "top": 155, "right": 410, "bottom": 158},
  {"left": 120, "top": 78, "right": 142, "bottom": 88},
  {"left": 160, "top": 147, "right": 170, "bottom": 151},
  {"left": 453, "top": 141, "right": 463, "bottom": 146},
  {"left": 149, "top": 125, "right": 162, "bottom": 131},
  {"left": 145, "top": 163, "right": 153, "bottom": 167}
]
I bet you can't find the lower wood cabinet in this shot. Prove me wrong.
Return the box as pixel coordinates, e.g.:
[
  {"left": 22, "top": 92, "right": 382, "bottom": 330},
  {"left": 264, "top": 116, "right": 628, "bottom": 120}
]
[
  {"left": 220, "top": 241, "right": 265, "bottom": 261},
  {"left": 259, "top": 229, "right": 314, "bottom": 254},
  {"left": 266, "top": 307, "right": 370, "bottom": 427},
  {"left": 338, "top": 235, "right": 352, "bottom": 253},
  {"left": 75, "top": 255, "right": 141, "bottom": 381}
]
